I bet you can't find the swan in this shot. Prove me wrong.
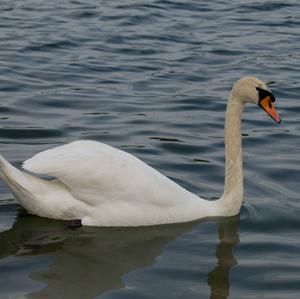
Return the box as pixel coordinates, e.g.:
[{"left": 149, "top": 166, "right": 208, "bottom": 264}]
[{"left": 0, "top": 76, "right": 281, "bottom": 227}]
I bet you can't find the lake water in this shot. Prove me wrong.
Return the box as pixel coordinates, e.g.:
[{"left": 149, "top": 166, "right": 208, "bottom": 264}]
[{"left": 0, "top": 0, "right": 299, "bottom": 298}]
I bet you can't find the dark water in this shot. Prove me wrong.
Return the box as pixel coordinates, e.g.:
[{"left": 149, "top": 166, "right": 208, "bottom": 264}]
[{"left": 0, "top": 0, "right": 299, "bottom": 298}]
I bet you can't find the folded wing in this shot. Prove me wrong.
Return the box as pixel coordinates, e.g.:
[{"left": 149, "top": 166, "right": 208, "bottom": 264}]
[{"left": 22, "top": 140, "right": 188, "bottom": 207}]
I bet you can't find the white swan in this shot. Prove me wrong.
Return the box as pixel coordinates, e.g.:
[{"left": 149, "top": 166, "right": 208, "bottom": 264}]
[{"left": 0, "top": 77, "right": 280, "bottom": 227}]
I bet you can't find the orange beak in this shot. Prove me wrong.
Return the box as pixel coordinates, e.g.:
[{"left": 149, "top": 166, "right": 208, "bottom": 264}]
[
  {"left": 259, "top": 96, "right": 281, "bottom": 123},
  {"left": 257, "top": 88, "right": 281, "bottom": 124}
]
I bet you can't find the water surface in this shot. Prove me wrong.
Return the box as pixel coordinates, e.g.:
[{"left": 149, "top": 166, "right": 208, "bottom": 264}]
[{"left": 0, "top": 1, "right": 299, "bottom": 298}]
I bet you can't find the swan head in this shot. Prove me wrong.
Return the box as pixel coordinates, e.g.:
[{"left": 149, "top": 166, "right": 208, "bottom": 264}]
[{"left": 231, "top": 76, "right": 281, "bottom": 123}]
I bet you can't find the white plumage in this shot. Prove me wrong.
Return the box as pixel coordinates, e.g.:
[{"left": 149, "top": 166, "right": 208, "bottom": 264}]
[{"left": 0, "top": 77, "right": 280, "bottom": 226}]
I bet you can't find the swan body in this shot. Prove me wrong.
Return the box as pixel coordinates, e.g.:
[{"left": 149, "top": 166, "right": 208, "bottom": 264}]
[
  {"left": 0, "top": 77, "right": 280, "bottom": 226},
  {"left": 0, "top": 141, "right": 219, "bottom": 226}
]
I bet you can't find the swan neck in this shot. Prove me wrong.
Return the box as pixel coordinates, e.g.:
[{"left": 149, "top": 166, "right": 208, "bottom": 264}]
[{"left": 221, "top": 93, "right": 244, "bottom": 214}]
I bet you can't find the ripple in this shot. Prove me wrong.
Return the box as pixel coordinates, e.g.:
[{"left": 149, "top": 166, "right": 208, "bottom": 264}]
[
  {"left": 149, "top": 136, "right": 183, "bottom": 142},
  {"left": 24, "top": 40, "right": 77, "bottom": 52},
  {"left": 0, "top": 128, "right": 63, "bottom": 139}
]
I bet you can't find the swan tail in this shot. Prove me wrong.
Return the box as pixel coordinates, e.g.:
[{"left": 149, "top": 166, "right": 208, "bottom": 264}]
[
  {"left": 0, "top": 155, "right": 37, "bottom": 203},
  {"left": 0, "top": 155, "right": 79, "bottom": 220}
]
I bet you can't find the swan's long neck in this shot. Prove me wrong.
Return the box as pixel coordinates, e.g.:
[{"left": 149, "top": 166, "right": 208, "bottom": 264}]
[{"left": 218, "top": 93, "right": 244, "bottom": 215}]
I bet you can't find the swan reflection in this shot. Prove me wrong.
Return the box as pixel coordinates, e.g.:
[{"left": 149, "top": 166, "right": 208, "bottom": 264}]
[
  {"left": 208, "top": 216, "right": 240, "bottom": 299},
  {"left": 0, "top": 207, "right": 240, "bottom": 299}
]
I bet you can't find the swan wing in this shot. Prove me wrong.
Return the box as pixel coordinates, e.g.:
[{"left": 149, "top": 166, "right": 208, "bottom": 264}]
[{"left": 22, "top": 140, "right": 190, "bottom": 207}]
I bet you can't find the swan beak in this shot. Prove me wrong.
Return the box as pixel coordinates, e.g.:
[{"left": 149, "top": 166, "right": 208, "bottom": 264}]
[{"left": 257, "top": 88, "right": 281, "bottom": 124}]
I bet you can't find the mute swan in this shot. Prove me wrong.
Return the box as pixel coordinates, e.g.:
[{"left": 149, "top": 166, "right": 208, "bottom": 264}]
[{"left": 0, "top": 77, "right": 280, "bottom": 226}]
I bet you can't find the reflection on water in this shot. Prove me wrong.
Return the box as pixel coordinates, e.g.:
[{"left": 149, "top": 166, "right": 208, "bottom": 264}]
[
  {"left": 0, "top": 208, "right": 240, "bottom": 299},
  {"left": 208, "top": 216, "right": 240, "bottom": 299}
]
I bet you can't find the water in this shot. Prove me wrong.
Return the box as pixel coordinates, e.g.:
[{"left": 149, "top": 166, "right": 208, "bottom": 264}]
[{"left": 0, "top": 0, "right": 299, "bottom": 298}]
